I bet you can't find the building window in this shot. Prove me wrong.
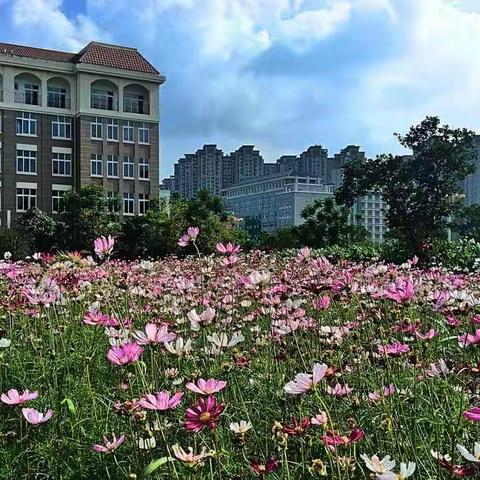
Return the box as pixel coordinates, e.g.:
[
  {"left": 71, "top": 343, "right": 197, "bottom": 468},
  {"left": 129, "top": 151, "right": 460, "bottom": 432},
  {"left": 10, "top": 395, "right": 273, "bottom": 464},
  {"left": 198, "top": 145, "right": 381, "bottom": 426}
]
[
  {"left": 138, "top": 123, "right": 149, "bottom": 144},
  {"left": 107, "top": 119, "right": 119, "bottom": 141},
  {"left": 15, "top": 83, "right": 39, "bottom": 105},
  {"left": 48, "top": 87, "right": 68, "bottom": 109},
  {"left": 123, "top": 156, "right": 134, "bottom": 179},
  {"left": 138, "top": 158, "right": 149, "bottom": 180},
  {"left": 52, "top": 189, "right": 68, "bottom": 213},
  {"left": 91, "top": 117, "right": 103, "bottom": 139},
  {"left": 52, "top": 153, "right": 71, "bottom": 176},
  {"left": 123, "top": 121, "right": 134, "bottom": 143},
  {"left": 16, "top": 187, "right": 37, "bottom": 212},
  {"left": 107, "top": 155, "right": 119, "bottom": 178},
  {"left": 107, "top": 192, "right": 120, "bottom": 213},
  {"left": 91, "top": 89, "right": 114, "bottom": 110},
  {"left": 16, "top": 112, "right": 37, "bottom": 136},
  {"left": 17, "top": 150, "right": 37, "bottom": 174},
  {"left": 123, "top": 192, "right": 134, "bottom": 215},
  {"left": 91, "top": 154, "right": 102, "bottom": 177},
  {"left": 52, "top": 116, "right": 71, "bottom": 139},
  {"left": 138, "top": 193, "right": 149, "bottom": 214}
]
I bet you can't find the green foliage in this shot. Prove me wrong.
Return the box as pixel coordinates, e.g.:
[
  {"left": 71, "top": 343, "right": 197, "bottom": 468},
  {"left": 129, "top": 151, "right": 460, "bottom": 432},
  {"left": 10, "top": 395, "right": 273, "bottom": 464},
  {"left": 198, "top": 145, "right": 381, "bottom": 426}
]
[
  {"left": 451, "top": 203, "right": 480, "bottom": 240},
  {"left": 259, "top": 228, "right": 299, "bottom": 250},
  {"left": 59, "top": 185, "right": 120, "bottom": 252},
  {"left": 0, "top": 227, "right": 31, "bottom": 260},
  {"left": 15, "top": 207, "right": 57, "bottom": 252},
  {"left": 336, "top": 116, "right": 476, "bottom": 255},
  {"left": 297, "top": 197, "right": 369, "bottom": 248},
  {"left": 430, "top": 239, "right": 480, "bottom": 272}
]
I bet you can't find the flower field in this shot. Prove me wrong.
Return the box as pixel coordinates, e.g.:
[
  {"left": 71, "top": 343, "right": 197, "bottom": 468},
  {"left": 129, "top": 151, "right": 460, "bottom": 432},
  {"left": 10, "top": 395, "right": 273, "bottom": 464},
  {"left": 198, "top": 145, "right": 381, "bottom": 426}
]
[{"left": 2, "top": 242, "right": 480, "bottom": 479}]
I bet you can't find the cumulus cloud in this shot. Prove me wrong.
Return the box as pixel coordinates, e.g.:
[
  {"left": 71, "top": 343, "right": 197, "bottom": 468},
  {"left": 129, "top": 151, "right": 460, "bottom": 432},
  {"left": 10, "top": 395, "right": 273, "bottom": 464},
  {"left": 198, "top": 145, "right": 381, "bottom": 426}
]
[{"left": 11, "top": 0, "right": 108, "bottom": 51}]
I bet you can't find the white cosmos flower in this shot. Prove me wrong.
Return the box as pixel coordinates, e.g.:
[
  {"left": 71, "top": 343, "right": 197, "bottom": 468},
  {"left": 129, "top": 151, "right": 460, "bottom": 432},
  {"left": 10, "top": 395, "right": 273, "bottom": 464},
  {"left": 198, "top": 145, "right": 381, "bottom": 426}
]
[
  {"left": 0, "top": 338, "right": 11, "bottom": 348},
  {"left": 165, "top": 337, "right": 192, "bottom": 356},
  {"left": 229, "top": 420, "right": 252, "bottom": 434},
  {"left": 457, "top": 443, "right": 480, "bottom": 463},
  {"left": 360, "top": 454, "right": 396, "bottom": 474},
  {"left": 377, "top": 462, "right": 416, "bottom": 479}
]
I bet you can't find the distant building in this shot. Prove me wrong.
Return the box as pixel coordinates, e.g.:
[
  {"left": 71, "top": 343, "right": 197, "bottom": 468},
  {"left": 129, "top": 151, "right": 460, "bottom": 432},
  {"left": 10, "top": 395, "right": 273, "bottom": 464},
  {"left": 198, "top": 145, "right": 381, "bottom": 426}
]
[
  {"left": 462, "top": 136, "right": 480, "bottom": 205},
  {"left": 263, "top": 163, "right": 278, "bottom": 175},
  {"left": 222, "top": 172, "right": 334, "bottom": 234}
]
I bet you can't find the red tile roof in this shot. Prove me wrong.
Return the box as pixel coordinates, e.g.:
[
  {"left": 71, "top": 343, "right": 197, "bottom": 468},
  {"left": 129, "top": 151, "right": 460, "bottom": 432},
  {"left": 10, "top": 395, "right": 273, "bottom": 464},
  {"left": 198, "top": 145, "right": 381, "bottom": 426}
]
[{"left": 0, "top": 41, "right": 160, "bottom": 75}]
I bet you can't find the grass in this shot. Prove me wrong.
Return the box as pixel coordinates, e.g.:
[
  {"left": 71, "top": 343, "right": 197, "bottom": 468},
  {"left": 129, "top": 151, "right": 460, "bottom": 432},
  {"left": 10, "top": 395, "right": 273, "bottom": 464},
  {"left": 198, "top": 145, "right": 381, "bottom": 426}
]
[{"left": 1, "top": 249, "right": 480, "bottom": 479}]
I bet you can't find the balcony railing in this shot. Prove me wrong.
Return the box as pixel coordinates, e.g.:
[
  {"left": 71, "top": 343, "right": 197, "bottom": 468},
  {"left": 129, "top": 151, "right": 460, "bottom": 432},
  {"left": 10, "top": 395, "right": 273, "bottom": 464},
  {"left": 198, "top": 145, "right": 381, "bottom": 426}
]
[
  {"left": 91, "top": 94, "right": 118, "bottom": 111},
  {"left": 123, "top": 98, "right": 150, "bottom": 114},
  {"left": 0, "top": 89, "right": 3, "bottom": 102},
  {"left": 14, "top": 90, "right": 41, "bottom": 106},
  {"left": 47, "top": 94, "right": 71, "bottom": 109}
]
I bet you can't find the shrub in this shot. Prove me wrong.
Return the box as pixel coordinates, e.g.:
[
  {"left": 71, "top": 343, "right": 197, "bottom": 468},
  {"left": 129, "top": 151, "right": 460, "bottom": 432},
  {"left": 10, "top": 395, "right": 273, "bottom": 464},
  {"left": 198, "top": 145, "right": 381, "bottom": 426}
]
[{"left": 0, "top": 227, "right": 31, "bottom": 260}]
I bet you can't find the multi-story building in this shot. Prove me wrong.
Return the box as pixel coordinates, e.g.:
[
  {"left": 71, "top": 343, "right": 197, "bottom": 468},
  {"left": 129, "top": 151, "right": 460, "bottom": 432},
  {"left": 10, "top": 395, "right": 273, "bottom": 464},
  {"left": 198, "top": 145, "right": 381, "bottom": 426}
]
[
  {"left": 462, "top": 136, "right": 480, "bottom": 205},
  {"left": 0, "top": 41, "right": 164, "bottom": 225},
  {"left": 222, "top": 172, "right": 334, "bottom": 234}
]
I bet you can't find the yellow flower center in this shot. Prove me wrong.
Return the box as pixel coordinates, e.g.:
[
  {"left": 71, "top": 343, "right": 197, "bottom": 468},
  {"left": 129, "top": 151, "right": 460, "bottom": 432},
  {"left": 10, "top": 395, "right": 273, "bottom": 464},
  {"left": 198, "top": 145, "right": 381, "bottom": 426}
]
[{"left": 200, "top": 412, "right": 211, "bottom": 422}]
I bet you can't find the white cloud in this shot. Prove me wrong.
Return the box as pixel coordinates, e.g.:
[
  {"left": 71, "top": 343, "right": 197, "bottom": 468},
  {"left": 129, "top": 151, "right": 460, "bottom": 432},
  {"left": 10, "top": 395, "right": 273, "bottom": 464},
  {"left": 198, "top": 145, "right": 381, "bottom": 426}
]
[
  {"left": 11, "top": 0, "right": 108, "bottom": 51},
  {"left": 352, "top": 0, "right": 480, "bottom": 151}
]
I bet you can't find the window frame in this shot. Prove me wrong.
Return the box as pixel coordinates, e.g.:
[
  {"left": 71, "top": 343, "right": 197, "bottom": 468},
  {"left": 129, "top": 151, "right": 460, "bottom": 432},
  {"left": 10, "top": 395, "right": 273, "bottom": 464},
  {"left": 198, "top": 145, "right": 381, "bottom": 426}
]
[
  {"left": 16, "top": 149, "right": 37, "bottom": 175},
  {"left": 107, "top": 155, "right": 119, "bottom": 178},
  {"left": 52, "top": 152, "right": 72, "bottom": 177},
  {"left": 52, "top": 116, "right": 71, "bottom": 139}
]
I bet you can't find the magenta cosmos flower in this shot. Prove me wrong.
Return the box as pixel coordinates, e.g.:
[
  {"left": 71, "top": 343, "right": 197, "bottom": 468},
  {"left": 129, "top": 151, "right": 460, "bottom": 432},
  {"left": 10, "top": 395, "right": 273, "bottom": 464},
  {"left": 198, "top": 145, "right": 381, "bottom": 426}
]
[
  {"left": 184, "top": 395, "right": 225, "bottom": 432},
  {"left": 139, "top": 391, "right": 183, "bottom": 411},
  {"left": 22, "top": 408, "right": 53, "bottom": 425},
  {"left": 216, "top": 242, "right": 241, "bottom": 255},
  {"left": 283, "top": 363, "right": 328, "bottom": 395},
  {"left": 464, "top": 407, "right": 480, "bottom": 422},
  {"left": 94, "top": 235, "right": 115, "bottom": 259},
  {"left": 1, "top": 388, "right": 39, "bottom": 405},
  {"left": 107, "top": 342, "right": 143, "bottom": 366},
  {"left": 92, "top": 433, "right": 125, "bottom": 453},
  {"left": 250, "top": 457, "right": 279, "bottom": 478},
  {"left": 322, "top": 427, "right": 364, "bottom": 449},
  {"left": 186, "top": 378, "right": 227, "bottom": 395},
  {"left": 132, "top": 323, "right": 176, "bottom": 345}
]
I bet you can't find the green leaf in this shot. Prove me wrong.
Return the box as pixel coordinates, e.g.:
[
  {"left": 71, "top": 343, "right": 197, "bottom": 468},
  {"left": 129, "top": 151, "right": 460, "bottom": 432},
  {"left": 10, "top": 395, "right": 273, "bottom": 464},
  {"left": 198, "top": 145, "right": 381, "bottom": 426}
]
[
  {"left": 142, "top": 457, "right": 170, "bottom": 477},
  {"left": 61, "top": 397, "right": 77, "bottom": 416}
]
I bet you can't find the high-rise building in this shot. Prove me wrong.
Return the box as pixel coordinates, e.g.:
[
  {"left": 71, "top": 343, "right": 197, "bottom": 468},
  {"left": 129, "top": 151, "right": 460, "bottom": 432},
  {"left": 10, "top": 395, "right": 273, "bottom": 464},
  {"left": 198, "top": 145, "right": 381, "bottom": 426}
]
[
  {"left": 0, "top": 41, "right": 164, "bottom": 225},
  {"left": 228, "top": 145, "right": 264, "bottom": 183},
  {"left": 297, "top": 145, "right": 329, "bottom": 180},
  {"left": 462, "top": 136, "right": 480, "bottom": 205}
]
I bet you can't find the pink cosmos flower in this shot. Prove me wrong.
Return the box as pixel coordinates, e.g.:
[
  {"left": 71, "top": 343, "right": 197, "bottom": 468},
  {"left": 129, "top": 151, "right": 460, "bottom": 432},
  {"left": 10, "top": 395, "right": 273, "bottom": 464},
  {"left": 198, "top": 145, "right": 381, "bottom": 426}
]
[
  {"left": 1, "top": 388, "right": 39, "bottom": 405},
  {"left": 94, "top": 235, "right": 115, "bottom": 258},
  {"left": 284, "top": 363, "right": 328, "bottom": 395},
  {"left": 368, "top": 384, "right": 395, "bottom": 402},
  {"left": 107, "top": 342, "right": 143, "bottom": 366},
  {"left": 187, "top": 308, "right": 215, "bottom": 331},
  {"left": 415, "top": 328, "right": 438, "bottom": 341},
  {"left": 385, "top": 278, "right": 415, "bottom": 303},
  {"left": 139, "top": 391, "right": 183, "bottom": 411},
  {"left": 311, "top": 412, "right": 328, "bottom": 426},
  {"left": 132, "top": 323, "right": 176, "bottom": 345},
  {"left": 216, "top": 242, "right": 241, "bottom": 255},
  {"left": 22, "top": 408, "right": 53, "bottom": 425},
  {"left": 313, "top": 295, "right": 331, "bottom": 311},
  {"left": 326, "top": 383, "right": 353, "bottom": 397},
  {"left": 83, "top": 307, "right": 110, "bottom": 326},
  {"left": 186, "top": 378, "right": 227, "bottom": 395},
  {"left": 458, "top": 330, "right": 480, "bottom": 348},
  {"left": 472, "top": 315, "right": 480, "bottom": 325},
  {"left": 377, "top": 341, "right": 410, "bottom": 356},
  {"left": 178, "top": 227, "right": 199, "bottom": 247},
  {"left": 184, "top": 395, "right": 225, "bottom": 432},
  {"left": 92, "top": 433, "right": 125, "bottom": 453},
  {"left": 445, "top": 315, "right": 460, "bottom": 327},
  {"left": 463, "top": 407, "right": 480, "bottom": 422}
]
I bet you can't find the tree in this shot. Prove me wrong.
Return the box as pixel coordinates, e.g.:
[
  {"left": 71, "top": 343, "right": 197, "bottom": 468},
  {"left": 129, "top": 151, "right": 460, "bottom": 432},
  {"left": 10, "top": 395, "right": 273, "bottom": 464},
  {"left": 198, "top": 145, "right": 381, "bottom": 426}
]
[
  {"left": 60, "top": 185, "right": 120, "bottom": 252},
  {"left": 335, "top": 116, "right": 475, "bottom": 254},
  {"left": 16, "top": 208, "right": 57, "bottom": 252},
  {"left": 296, "top": 197, "right": 369, "bottom": 248}
]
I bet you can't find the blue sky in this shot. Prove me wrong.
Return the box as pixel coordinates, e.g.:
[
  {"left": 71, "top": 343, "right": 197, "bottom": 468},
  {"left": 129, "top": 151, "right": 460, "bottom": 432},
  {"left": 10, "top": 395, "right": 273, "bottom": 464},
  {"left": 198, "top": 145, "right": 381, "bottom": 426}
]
[{"left": 1, "top": 0, "right": 480, "bottom": 178}]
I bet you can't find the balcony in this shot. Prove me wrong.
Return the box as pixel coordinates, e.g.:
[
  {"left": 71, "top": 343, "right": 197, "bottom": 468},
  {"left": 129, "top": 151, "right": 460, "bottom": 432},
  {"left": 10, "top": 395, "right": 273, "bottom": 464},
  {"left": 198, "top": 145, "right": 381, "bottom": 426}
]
[
  {"left": 0, "top": 89, "right": 3, "bottom": 102},
  {"left": 91, "top": 93, "right": 118, "bottom": 111},
  {"left": 47, "top": 93, "right": 71, "bottom": 109},
  {"left": 14, "top": 90, "right": 41, "bottom": 106},
  {"left": 123, "top": 97, "right": 149, "bottom": 114}
]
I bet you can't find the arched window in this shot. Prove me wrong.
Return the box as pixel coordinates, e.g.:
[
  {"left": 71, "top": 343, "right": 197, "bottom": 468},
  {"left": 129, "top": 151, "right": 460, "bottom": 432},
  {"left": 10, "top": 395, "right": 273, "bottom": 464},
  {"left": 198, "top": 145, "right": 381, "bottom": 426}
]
[
  {"left": 123, "top": 83, "right": 150, "bottom": 114},
  {"left": 14, "top": 72, "right": 41, "bottom": 105},
  {"left": 90, "top": 79, "right": 119, "bottom": 111},
  {"left": 47, "top": 76, "right": 71, "bottom": 109}
]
